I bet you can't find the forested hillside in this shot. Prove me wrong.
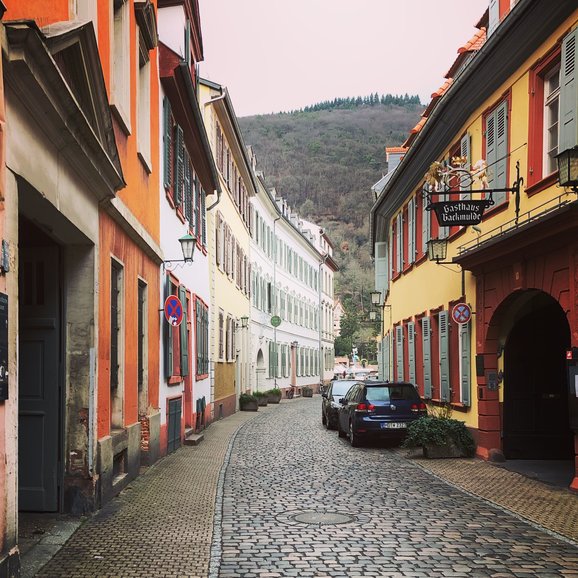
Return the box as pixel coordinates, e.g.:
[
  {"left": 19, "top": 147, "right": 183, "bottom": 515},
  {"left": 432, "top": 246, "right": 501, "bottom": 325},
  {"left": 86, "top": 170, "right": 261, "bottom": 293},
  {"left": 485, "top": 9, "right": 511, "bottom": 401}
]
[{"left": 239, "top": 96, "right": 423, "bottom": 355}]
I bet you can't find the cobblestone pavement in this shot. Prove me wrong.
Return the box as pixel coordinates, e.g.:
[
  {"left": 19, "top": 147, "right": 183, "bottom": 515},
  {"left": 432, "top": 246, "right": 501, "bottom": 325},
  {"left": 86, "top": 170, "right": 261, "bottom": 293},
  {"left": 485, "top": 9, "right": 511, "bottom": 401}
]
[
  {"left": 217, "top": 398, "right": 578, "bottom": 577},
  {"left": 36, "top": 410, "right": 257, "bottom": 578}
]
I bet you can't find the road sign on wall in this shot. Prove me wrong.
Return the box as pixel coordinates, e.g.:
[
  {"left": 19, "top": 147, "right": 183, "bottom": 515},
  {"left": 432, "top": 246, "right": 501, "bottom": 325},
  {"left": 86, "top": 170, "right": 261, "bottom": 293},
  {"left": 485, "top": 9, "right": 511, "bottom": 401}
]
[
  {"left": 451, "top": 303, "right": 472, "bottom": 325},
  {"left": 164, "top": 295, "right": 183, "bottom": 326}
]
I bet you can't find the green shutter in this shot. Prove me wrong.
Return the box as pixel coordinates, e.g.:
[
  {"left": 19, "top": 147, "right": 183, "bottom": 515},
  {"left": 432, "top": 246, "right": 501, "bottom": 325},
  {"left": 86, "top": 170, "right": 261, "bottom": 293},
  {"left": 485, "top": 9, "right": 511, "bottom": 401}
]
[
  {"left": 421, "top": 193, "right": 430, "bottom": 254},
  {"left": 460, "top": 133, "right": 471, "bottom": 198},
  {"left": 163, "top": 97, "right": 172, "bottom": 189},
  {"left": 460, "top": 321, "right": 471, "bottom": 406},
  {"left": 395, "top": 325, "right": 404, "bottom": 381},
  {"left": 408, "top": 322, "right": 416, "bottom": 384},
  {"left": 560, "top": 28, "right": 578, "bottom": 152},
  {"left": 179, "top": 286, "right": 189, "bottom": 377},
  {"left": 408, "top": 199, "right": 415, "bottom": 264},
  {"left": 422, "top": 317, "right": 432, "bottom": 398},
  {"left": 439, "top": 311, "right": 450, "bottom": 402},
  {"left": 174, "top": 125, "right": 184, "bottom": 206},
  {"left": 201, "top": 187, "right": 207, "bottom": 246},
  {"left": 163, "top": 275, "right": 173, "bottom": 379},
  {"left": 184, "top": 160, "right": 192, "bottom": 224},
  {"left": 494, "top": 101, "right": 508, "bottom": 204}
]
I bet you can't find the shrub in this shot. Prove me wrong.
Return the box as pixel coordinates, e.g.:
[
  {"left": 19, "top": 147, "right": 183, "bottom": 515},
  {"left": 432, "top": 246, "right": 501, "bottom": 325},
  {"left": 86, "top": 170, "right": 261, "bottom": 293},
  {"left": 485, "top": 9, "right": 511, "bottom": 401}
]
[
  {"left": 265, "top": 388, "right": 282, "bottom": 396},
  {"left": 402, "top": 416, "right": 476, "bottom": 457},
  {"left": 239, "top": 393, "right": 257, "bottom": 407},
  {"left": 252, "top": 391, "right": 266, "bottom": 398}
]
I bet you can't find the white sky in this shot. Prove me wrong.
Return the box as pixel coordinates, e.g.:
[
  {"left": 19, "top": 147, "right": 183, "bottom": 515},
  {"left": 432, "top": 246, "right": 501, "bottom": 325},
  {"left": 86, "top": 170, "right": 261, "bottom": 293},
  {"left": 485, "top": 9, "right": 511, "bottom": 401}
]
[{"left": 197, "top": 0, "right": 489, "bottom": 117}]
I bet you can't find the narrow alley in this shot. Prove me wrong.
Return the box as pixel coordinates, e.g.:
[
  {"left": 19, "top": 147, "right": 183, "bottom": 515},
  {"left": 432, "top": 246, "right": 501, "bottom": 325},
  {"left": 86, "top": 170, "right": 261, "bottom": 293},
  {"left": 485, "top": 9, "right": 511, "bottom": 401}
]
[{"left": 32, "top": 397, "right": 578, "bottom": 577}]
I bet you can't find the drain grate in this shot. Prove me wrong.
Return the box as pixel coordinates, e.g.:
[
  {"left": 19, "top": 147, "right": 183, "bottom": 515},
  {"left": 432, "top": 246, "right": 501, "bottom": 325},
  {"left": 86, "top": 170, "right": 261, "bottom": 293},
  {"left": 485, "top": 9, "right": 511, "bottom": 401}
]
[{"left": 276, "top": 509, "right": 366, "bottom": 527}]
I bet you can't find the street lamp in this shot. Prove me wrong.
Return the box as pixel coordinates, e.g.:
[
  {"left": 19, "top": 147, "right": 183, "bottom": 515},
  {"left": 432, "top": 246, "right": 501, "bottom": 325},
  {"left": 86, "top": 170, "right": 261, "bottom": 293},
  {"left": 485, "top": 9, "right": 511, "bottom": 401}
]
[
  {"left": 426, "top": 237, "right": 449, "bottom": 264},
  {"left": 370, "top": 290, "right": 382, "bottom": 307},
  {"left": 163, "top": 233, "right": 197, "bottom": 269},
  {"left": 557, "top": 147, "right": 578, "bottom": 193},
  {"left": 240, "top": 315, "right": 249, "bottom": 329}
]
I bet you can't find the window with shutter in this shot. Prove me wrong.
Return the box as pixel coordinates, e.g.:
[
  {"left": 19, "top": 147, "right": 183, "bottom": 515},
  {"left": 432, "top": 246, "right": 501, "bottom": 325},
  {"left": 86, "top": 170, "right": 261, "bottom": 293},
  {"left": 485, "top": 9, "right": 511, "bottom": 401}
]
[
  {"left": 459, "top": 321, "right": 471, "bottom": 406},
  {"left": 395, "top": 325, "right": 404, "bottom": 381},
  {"left": 174, "top": 125, "right": 184, "bottom": 207},
  {"left": 560, "top": 28, "right": 578, "bottom": 152},
  {"left": 422, "top": 317, "right": 432, "bottom": 398},
  {"left": 163, "top": 274, "right": 173, "bottom": 378},
  {"left": 163, "top": 97, "right": 173, "bottom": 190},
  {"left": 439, "top": 311, "right": 450, "bottom": 402},
  {"left": 374, "top": 241, "right": 389, "bottom": 297},
  {"left": 408, "top": 322, "right": 416, "bottom": 383}
]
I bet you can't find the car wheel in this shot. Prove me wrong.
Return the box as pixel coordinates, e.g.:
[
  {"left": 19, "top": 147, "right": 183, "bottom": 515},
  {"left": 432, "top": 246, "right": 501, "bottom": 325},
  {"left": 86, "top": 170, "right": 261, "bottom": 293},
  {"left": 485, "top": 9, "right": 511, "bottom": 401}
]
[
  {"left": 337, "top": 419, "right": 347, "bottom": 438},
  {"left": 349, "top": 421, "right": 361, "bottom": 448}
]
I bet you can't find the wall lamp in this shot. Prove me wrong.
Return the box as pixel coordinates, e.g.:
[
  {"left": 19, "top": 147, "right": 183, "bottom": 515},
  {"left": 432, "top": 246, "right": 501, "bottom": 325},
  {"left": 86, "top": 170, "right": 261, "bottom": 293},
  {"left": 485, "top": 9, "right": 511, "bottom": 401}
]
[
  {"left": 426, "top": 238, "right": 452, "bottom": 264},
  {"left": 239, "top": 315, "right": 249, "bottom": 329},
  {"left": 557, "top": 147, "right": 578, "bottom": 193},
  {"left": 370, "top": 290, "right": 382, "bottom": 307},
  {"left": 163, "top": 233, "right": 197, "bottom": 270}
]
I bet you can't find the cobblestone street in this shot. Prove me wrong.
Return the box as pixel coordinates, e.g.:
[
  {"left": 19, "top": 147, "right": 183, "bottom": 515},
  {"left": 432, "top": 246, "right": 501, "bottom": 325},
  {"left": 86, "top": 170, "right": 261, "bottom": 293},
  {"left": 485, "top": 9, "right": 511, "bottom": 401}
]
[{"left": 35, "top": 397, "right": 578, "bottom": 577}]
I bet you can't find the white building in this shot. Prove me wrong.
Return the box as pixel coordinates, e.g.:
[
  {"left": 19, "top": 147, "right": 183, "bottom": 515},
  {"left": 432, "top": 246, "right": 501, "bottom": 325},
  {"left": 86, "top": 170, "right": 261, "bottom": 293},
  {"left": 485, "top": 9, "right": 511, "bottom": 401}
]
[
  {"left": 249, "top": 158, "right": 337, "bottom": 396},
  {"left": 157, "top": 3, "right": 220, "bottom": 453}
]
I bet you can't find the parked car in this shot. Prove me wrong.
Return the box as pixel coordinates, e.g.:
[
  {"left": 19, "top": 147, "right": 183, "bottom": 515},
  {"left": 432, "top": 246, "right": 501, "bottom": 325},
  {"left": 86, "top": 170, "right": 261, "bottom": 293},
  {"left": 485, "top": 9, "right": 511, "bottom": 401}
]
[
  {"left": 321, "top": 380, "right": 360, "bottom": 430},
  {"left": 337, "top": 381, "right": 427, "bottom": 447}
]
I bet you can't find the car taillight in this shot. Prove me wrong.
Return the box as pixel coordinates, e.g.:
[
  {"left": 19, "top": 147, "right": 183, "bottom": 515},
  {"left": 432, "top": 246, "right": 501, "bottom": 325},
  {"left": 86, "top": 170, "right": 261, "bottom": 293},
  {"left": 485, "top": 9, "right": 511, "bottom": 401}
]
[
  {"left": 411, "top": 402, "right": 427, "bottom": 413},
  {"left": 356, "top": 403, "right": 375, "bottom": 412}
]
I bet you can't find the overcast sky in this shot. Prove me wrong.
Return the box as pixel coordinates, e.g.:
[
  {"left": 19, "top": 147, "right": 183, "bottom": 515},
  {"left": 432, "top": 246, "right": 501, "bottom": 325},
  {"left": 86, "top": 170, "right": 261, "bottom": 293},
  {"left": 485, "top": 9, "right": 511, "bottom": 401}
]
[{"left": 197, "top": 0, "right": 489, "bottom": 118}]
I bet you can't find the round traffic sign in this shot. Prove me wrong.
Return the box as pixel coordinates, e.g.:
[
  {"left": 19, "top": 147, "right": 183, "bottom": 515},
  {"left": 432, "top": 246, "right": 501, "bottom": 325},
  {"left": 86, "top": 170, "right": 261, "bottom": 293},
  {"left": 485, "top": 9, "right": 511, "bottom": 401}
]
[
  {"left": 271, "top": 315, "right": 282, "bottom": 328},
  {"left": 452, "top": 302, "right": 472, "bottom": 325},
  {"left": 164, "top": 295, "right": 184, "bottom": 326}
]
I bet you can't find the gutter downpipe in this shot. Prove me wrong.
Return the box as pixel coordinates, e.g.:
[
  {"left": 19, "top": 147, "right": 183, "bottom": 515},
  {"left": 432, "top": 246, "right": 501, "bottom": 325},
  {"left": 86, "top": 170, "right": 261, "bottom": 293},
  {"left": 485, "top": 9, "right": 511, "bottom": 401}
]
[
  {"left": 273, "top": 217, "right": 281, "bottom": 389},
  {"left": 318, "top": 253, "right": 328, "bottom": 390}
]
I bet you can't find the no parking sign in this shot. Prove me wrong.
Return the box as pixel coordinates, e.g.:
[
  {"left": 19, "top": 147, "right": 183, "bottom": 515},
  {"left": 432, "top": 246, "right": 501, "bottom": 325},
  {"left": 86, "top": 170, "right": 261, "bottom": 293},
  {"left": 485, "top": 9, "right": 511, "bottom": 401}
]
[
  {"left": 164, "top": 295, "right": 184, "bottom": 326},
  {"left": 451, "top": 303, "right": 472, "bottom": 325}
]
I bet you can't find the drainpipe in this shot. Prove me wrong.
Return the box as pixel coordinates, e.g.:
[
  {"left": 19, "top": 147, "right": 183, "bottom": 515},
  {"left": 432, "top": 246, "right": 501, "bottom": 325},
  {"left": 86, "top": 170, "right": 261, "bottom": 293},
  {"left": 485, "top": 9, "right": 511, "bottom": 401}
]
[
  {"left": 318, "top": 253, "right": 328, "bottom": 390},
  {"left": 273, "top": 217, "right": 280, "bottom": 389}
]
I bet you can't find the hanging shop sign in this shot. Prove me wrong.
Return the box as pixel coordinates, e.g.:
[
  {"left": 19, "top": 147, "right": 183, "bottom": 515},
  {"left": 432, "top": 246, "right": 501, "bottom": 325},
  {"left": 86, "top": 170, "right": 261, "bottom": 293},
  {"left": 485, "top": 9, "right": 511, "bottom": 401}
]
[
  {"left": 423, "top": 158, "right": 523, "bottom": 227},
  {"left": 430, "top": 200, "right": 493, "bottom": 227}
]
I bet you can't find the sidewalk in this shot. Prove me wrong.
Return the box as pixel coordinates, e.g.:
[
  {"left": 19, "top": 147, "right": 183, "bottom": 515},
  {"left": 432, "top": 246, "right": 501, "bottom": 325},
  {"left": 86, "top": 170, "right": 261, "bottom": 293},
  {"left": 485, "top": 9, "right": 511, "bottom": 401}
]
[{"left": 32, "top": 408, "right": 260, "bottom": 578}]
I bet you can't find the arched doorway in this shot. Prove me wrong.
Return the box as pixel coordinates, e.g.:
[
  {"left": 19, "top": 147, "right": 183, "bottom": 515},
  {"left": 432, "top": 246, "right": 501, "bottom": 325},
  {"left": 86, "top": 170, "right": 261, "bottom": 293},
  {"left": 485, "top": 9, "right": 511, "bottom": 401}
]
[
  {"left": 256, "top": 349, "right": 265, "bottom": 392},
  {"left": 502, "top": 291, "right": 572, "bottom": 459}
]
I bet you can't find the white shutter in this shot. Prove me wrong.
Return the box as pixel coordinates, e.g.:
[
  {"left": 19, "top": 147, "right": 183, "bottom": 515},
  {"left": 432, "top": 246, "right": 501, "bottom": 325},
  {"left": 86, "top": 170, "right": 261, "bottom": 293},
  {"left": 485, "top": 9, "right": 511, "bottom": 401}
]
[
  {"left": 460, "top": 321, "right": 471, "bottom": 406},
  {"left": 408, "top": 322, "right": 416, "bottom": 384},
  {"left": 439, "top": 311, "right": 450, "bottom": 402},
  {"left": 488, "top": 0, "right": 499, "bottom": 36},
  {"left": 374, "top": 242, "right": 389, "bottom": 297},
  {"left": 460, "top": 133, "right": 471, "bottom": 199},
  {"left": 408, "top": 198, "right": 415, "bottom": 264},
  {"left": 421, "top": 192, "right": 430, "bottom": 254},
  {"left": 422, "top": 317, "right": 432, "bottom": 398},
  {"left": 395, "top": 325, "right": 404, "bottom": 381},
  {"left": 396, "top": 213, "right": 403, "bottom": 272}
]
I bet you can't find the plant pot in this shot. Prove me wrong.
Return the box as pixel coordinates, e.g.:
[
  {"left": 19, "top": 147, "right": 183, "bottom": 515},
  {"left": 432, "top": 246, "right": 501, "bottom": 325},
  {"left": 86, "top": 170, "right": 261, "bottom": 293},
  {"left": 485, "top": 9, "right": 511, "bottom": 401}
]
[
  {"left": 240, "top": 400, "right": 258, "bottom": 412},
  {"left": 257, "top": 397, "right": 268, "bottom": 407},
  {"left": 267, "top": 393, "right": 282, "bottom": 404},
  {"left": 423, "top": 440, "right": 465, "bottom": 459},
  {"left": 302, "top": 387, "right": 313, "bottom": 398}
]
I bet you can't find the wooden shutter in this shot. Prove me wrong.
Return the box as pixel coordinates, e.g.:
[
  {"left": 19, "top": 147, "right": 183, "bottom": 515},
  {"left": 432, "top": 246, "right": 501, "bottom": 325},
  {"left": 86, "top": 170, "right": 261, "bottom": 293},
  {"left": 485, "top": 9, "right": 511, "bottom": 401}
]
[
  {"left": 439, "top": 311, "right": 450, "bottom": 402},
  {"left": 460, "top": 133, "right": 471, "bottom": 198},
  {"left": 395, "top": 325, "right": 404, "bottom": 381},
  {"left": 560, "top": 28, "right": 578, "bottom": 152},
  {"left": 381, "top": 332, "right": 391, "bottom": 381},
  {"left": 374, "top": 241, "right": 389, "bottom": 297},
  {"left": 201, "top": 187, "right": 207, "bottom": 246},
  {"left": 163, "top": 275, "right": 173, "bottom": 379},
  {"left": 422, "top": 317, "right": 432, "bottom": 398},
  {"left": 488, "top": 0, "right": 499, "bottom": 36},
  {"left": 460, "top": 321, "right": 471, "bottom": 406},
  {"left": 163, "top": 97, "right": 172, "bottom": 190},
  {"left": 494, "top": 101, "right": 508, "bottom": 204},
  {"left": 421, "top": 192, "right": 430, "bottom": 254},
  {"left": 408, "top": 198, "right": 415, "bottom": 265},
  {"left": 179, "top": 286, "right": 189, "bottom": 377},
  {"left": 408, "top": 321, "right": 416, "bottom": 383},
  {"left": 184, "top": 158, "right": 192, "bottom": 224},
  {"left": 396, "top": 213, "right": 403, "bottom": 272},
  {"left": 174, "top": 125, "right": 184, "bottom": 207}
]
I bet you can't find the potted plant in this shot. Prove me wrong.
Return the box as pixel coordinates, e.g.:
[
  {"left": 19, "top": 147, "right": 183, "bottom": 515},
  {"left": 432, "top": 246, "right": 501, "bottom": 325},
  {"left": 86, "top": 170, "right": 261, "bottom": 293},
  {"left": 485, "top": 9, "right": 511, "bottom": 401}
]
[
  {"left": 239, "top": 393, "right": 258, "bottom": 412},
  {"left": 253, "top": 391, "right": 268, "bottom": 407},
  {"left": 302, "top": 386, "right": 313, "bottom": 398},
  {"left": 402, "top": 405, "right": 475, "bottom": 458},
  {"left": 265, "top": 388, "right": 282, "bottom": 404}
]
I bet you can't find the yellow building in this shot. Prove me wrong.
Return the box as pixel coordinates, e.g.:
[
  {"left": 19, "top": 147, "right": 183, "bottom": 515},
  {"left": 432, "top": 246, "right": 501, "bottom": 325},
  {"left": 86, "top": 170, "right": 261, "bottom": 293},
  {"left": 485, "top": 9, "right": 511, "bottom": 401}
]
[
  {"left": 200, "top": 79, "right": 255, "bottom": 419},
  {"left": 371, "top": 0, "right": 578, "bottom": 488}
]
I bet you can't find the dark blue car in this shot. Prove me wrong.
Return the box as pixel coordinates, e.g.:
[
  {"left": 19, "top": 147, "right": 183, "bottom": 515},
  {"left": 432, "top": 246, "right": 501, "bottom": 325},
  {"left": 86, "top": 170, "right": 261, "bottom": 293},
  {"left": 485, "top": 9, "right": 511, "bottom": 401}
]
[
  {"left": 321, "top": 379, "right": 360, "bottom": 430},
  {"left": 337, "top": 381, "right": 427, "bottom": 447}
]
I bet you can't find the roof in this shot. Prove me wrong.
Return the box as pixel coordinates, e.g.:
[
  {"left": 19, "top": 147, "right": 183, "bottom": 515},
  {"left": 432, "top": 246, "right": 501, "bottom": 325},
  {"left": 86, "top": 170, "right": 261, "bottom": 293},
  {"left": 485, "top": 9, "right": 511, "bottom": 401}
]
[
  {"left": 385, "top": 146, "right": 407, "bottom": 154},
  {"left": 446, "top": 27, "right": 487, "bottom": 78}
]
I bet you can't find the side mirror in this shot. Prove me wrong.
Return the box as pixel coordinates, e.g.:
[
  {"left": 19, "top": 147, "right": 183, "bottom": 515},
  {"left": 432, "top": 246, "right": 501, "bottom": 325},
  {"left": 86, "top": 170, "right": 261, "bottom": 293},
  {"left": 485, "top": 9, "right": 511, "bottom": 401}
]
[
  {"left": 339, "top": 398, "right": 347, "bottom": 405},
  {"left": 321, "top": 392, "right": 327, "bottom": 398}
]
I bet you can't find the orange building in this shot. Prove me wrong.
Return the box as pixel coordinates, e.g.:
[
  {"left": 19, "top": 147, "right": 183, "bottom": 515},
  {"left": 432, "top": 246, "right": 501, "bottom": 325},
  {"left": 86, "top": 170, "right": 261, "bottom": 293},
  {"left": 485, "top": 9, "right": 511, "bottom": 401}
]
[{"left": 1, "top": 1, "right": 161, "bottom": 570}]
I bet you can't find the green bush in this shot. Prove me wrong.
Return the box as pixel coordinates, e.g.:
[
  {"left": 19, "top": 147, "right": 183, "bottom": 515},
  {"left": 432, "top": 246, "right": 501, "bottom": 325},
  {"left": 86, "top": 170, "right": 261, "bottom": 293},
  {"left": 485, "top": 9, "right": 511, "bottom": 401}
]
[
  {"left": 265, "top": 388, "right": 282, "bottom": 396},
  {"left": 252, "top": 391, "right": 266, "bottom": 398},
  {"left": 239, "top": 393, "right": 257, "bottom": 407},
  {"left": 402, "top": 417, "right": 476, "bottom": 457}
]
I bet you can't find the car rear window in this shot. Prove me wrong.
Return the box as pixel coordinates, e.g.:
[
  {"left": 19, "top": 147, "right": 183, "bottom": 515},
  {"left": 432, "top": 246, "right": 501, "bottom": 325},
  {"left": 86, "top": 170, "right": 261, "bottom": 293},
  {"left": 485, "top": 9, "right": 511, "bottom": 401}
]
[
  {"left": 365, "top": 385, "right": 419, "bottom": 402},
  {"left": 332, "top": 381, "right": 357, "bottom": 395}
]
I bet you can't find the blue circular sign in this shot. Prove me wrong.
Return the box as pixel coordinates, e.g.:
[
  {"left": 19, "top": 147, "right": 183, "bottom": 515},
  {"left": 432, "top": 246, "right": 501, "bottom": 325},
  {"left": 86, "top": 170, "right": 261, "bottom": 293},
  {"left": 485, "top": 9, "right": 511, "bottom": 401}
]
[{"left": 164, "top": 295, "right": 183, "bottom": 326}]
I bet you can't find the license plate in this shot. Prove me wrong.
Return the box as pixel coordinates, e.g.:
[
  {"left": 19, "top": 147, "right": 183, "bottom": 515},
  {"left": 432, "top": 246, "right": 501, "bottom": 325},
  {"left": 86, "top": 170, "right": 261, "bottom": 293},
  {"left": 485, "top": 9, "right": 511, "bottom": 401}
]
[{"left": 381, "top": 422, "right": 407, "bottom": 429}]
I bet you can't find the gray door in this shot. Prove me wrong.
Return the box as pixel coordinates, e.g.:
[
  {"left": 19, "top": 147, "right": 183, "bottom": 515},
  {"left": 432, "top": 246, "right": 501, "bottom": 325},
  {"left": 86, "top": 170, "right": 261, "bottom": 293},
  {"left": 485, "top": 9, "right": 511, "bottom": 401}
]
[{"left": 19, "top": 245, "right": 61, "bottom": 511}]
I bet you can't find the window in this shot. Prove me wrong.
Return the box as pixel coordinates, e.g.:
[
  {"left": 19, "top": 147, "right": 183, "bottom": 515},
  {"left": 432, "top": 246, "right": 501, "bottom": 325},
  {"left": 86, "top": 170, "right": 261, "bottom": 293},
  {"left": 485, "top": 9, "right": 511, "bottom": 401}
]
[
  {"left": 136, "top": 25, "right": 151, "bottom": 170},
  {"left": 162, "top": 276, "right": 189, "bottom": 381},
  {"left": 528, "top": 49, "right": 561, "bottom": 189},
  {"left": 112, "top": 0, "right": 130, "bottom": 131},
  {"left": 218, "top": 311, "right": 224, "bottom": 360},
  {"left": 111, "top": 260, "right": 124, "bottom": 427},
  {"left": 195, "top": 297, "right": 209, "bottom": 376}
]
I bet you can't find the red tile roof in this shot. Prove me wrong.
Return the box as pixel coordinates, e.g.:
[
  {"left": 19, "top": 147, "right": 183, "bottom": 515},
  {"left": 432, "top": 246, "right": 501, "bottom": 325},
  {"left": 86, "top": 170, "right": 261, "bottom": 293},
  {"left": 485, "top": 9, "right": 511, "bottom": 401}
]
[
  {"left": 445, "top": 27, "right": 486, "bottom": 78},
  {"left": 385, "top": 146, "right": 407, "bottom": 154}
]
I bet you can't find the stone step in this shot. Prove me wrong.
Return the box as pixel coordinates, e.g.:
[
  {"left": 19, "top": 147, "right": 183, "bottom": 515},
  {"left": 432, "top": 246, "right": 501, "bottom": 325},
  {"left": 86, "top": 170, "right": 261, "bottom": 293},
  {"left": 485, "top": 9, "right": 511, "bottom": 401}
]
[{"left": 184, "top": 431, "right": 204, "bottom": 446}]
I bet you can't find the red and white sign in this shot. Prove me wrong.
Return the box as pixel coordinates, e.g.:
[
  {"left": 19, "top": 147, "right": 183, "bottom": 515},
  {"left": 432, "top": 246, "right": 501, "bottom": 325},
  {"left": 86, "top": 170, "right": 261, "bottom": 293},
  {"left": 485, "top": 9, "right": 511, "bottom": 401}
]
[
  {"left": 164, "top": 295, "right": 183, "bottom": 326},
  {"left": 451, "top": 303, "right": 472, "bottom": 325}
]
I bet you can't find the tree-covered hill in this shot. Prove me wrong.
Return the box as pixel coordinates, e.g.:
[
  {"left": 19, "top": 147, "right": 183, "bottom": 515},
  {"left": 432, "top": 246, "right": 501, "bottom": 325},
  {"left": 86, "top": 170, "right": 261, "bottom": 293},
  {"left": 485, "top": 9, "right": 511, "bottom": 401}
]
[{"left": 238, "top": 95, "right": 423, "bottom": 351}]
